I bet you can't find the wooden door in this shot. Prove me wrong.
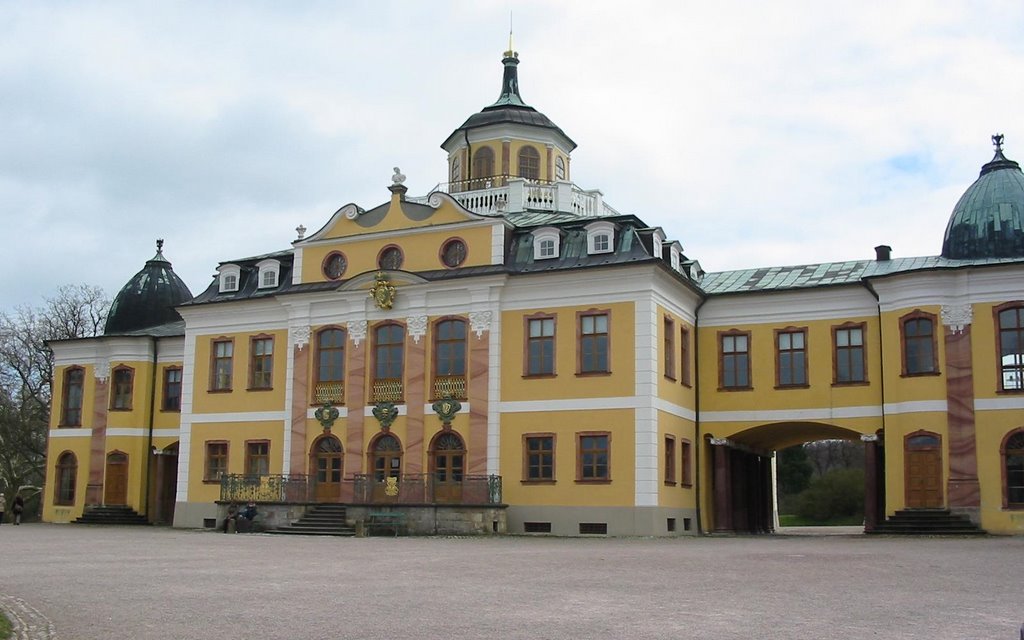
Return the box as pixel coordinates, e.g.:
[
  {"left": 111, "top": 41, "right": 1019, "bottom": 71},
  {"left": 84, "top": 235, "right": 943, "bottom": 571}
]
[
  {"left": 905, "top": 433, "right": 942, "bottom": 508},
  {"left": 313, "top": 436, "right": 344, "bottom": 501},
  {"left": 430, "top": 432, "right": 465, "bottom": 503},
  {"left": 104, "top": 452, "right": 129, "bottom": 506}
]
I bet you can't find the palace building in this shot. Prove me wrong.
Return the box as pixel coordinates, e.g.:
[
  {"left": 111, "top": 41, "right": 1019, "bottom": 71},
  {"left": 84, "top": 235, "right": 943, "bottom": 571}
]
[{"left": 42, "top": 45, "right": 1024, "bottom": 536}]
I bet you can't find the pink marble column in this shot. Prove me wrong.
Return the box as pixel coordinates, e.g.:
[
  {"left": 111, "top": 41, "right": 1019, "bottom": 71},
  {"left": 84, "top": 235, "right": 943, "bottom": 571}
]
[
  {"left": 944, "top": 326, "right": 980, "bottom": 508},
  {"left": 86, "top": 377, "right": 109, "bottom": 505},
  {"left": 404, "top": 330, "right": 426, "bottom": 474},
  {"left": 467, "top": 326, "right": 490, "bottom": 475},
  {"left": 289, "top": 343, "right": 309, "bottom": 476},
  {"left": 346, "top": 338, "right": 366, "bottom": 476}
]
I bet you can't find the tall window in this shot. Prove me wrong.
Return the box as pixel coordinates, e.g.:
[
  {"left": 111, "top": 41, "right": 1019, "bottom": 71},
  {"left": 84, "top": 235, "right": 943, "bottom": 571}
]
[
  {"left": 472, "top": 147, "right": 495, "bottom": 184},
  {"left": 434, "top": 319, "right": 467, "bottom": 399},
  {"left": 577, "top": 432, "right": 610, "bottom": 482},
  {"left": 526, "top": 316, "right": 556, "bottom": 376},
  {"left": 902, "top": 312, "right": 937, "bottom": 375},
  {"left": 61, "top": 367, "right": 84, "bottom": 426},
  {"left": 680, "top": 439, "right": 692, "bottom": 487},
  {"left": 163, "top": 367, "right": 182, "bottom": 411},
  {"left": 211, "top": 339, "right": 233, "bottom": 391},
  {"left": 1004, "top": 430, "right": 1024, "bottom": 507},
  {"left": 205, "top": 442, "right": 228, "bottom": 481},
  {"left": 55, "top": 452, "right": 77, "bottom": 505},
  {"left": 997, "top": 305, "right": 1024, "bottom": 391},
  {"left": 680, "top": 326, "right": 691, "bottom": 386},
  {"left": 523, "top": 434, "right": 555, "bottom": 482},
  {"left": 245, "top": 441, "right": 270, "bottom": 476},
  {"left": 111, "top": 366, "right": 134, "bottom": 410},
  {"left": 720, "top": 331, "right": 751, "bottom": 389},
  {"left": 664, "top": 318, "right": 675, "bottom": 379},
  {"left": 250, "top": 336, "right": 274, "bottom": 389},
  {"left": 371, "top": 433, "right": 403, "bottom": 481},
  {"left": 776, "top": 329, "right": 807, "bottom": 387},
  {"left": 664, "top": 436, "right": 676, "bottom": 485},
  {"left": 315, "top": 328, "right": 345, "bottom": 404},
  {"left": 578, "top": 311, "right": 609, "bottom": 374},
  {"left": 373, "top": 324, "right": 405, "bottom": 402},
  {"left": 834, "top": 324, "right": 866, "bottom": 384},
  {"left": 518, "top": 146, "right": 540, "bottom": 179}
]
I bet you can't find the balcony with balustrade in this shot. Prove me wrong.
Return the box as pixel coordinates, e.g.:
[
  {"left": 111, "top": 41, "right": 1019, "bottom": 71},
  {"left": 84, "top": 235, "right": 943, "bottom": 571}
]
[{"left": 412, "top": 175, "right": 620, "bottom": 218}]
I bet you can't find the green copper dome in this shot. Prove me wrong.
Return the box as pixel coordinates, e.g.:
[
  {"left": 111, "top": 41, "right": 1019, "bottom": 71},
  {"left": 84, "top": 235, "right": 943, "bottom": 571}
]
[
  {"left": 104, "top": 240, "right": 193, "bottom": 335},
  {"left": 941, "top": 135, "right": 1024, "bottom": 259}
]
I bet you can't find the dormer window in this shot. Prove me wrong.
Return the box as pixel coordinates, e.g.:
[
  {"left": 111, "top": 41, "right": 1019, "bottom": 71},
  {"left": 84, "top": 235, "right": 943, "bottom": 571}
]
[
  {"left": 256, "top": 259, "right": 280, "bottom": 289},
  {"left": 585, "top": 221, "right": 615, "bottom": 255},
  {"left": 652, "top": 229, "right": 666, "bottom": 259},
  {"left": 668, "top": 241, "right": 682, "bottom": 271},
  {"left": 533, "top": 227, "right": 560, "bottom": 260},
  {"left": 218, "top": 264, "right": 241, "bottom": 293}
]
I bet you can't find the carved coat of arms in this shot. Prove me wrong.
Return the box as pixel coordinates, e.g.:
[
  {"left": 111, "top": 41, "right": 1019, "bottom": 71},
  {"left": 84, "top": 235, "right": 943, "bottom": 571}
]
[{"left": 370, "top": 272, "right": 396, "bottom": 310}]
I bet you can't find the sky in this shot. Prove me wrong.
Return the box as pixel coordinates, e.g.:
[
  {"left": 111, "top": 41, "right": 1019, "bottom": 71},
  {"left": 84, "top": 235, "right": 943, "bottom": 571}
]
[{"left": 2, "top": 1, "right": 1023, "bottom": 310}]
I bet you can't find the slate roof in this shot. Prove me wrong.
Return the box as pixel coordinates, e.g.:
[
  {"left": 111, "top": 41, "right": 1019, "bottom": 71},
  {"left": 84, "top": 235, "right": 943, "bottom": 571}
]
[{"left": 104, "top": 243, "right": 193, "bottom": 335}]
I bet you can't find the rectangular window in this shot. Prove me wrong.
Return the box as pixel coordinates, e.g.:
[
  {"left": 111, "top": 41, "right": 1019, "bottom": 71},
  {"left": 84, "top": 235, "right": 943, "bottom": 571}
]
[
  {"left": 680, "top": 439, "right": 692, "bottom": 487},
  {"left": 997, "top": 306, "right": 1024, "bottom": 391},
  {"left": 205, "top": 441, "right": 228, "bottom": 482},
  {"left": 664, "top": 435, "right": 676, "bottom": 485},
  {"left": 250, "top": 336, "right": 274, "bottom": 389},
  {"left": 211, "top": 339, "right": 233, "bottom": 391},
  {"left": 902, "top": 313, "right": 937, "bottom": 375},
  {"left": 163, "top": 367, "right": 182, "bottom": 412},
  {"left": 834, "top": 324, "right": 866, "bottom": 384},
  {"left": 776, "top": 329, "right": 807, "bottom": 387},
  {"left": 577, "top": 432, "right": 610, "bottom": 482},
  {"left": 578, "top": 311, "right": 609, "bottom": 374},
  {"left": 526, "top": 316, "right": 555, "bottom": 376},
  {"left": 111, "top": 367, "right": 134, "bottom": 410},
  {"left": 680, "top": 326, "right": 691, "bottom": 386},
  {"left": 245, "top": 441, "right": 270, "bottom": 477},
  {"left": 62, "top": 367, "right": 84, "bottom": 426},
  {"left": 372, "top": 324, "right": 405, "bottom": 402},
  {"left": 664, "top": 317, "right": 676, "bottom": 379},
  {"left": 720, "top": 332, "right": 751, "bottom": 389},
  {"left": 523, "top": 434, "right": 555, "bottom": 482}
]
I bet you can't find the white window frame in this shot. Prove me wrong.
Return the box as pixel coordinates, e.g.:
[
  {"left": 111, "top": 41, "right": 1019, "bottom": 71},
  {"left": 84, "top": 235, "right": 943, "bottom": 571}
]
[
  {"left": 256, "top": 259, "right": 280, "bottom": 289},
  {"left": 585, "top": 221, "right": 615, "bottom": 255},
  {"left": 669, "top": 241, "right": 682, "bottom": 272},
  {"left": 533, "top": 227, "right": 561, "bottom": 260},
  {"left": 217, "top": 264, "right": 241, "bottom": 293}
]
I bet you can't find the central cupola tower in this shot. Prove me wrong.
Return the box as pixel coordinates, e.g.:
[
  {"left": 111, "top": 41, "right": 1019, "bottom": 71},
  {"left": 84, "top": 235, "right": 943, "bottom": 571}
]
[{"left": 442, "top": 40, "right": 577, "bottom": 192}]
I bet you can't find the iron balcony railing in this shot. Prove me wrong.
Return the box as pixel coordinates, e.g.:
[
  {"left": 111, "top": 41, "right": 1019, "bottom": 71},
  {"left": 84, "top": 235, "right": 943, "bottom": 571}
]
[
  {"left": 219, "top": 473, "right": 503, "bottom": 506},
  {"left": 313, "top": 381, "right": 344, "bottom": 404},
  {"left": 432, "top": 375, "right": 467, "bottom": 400},
  {"left": 370, "top": 378, "right": 403, "bottom": 403}
]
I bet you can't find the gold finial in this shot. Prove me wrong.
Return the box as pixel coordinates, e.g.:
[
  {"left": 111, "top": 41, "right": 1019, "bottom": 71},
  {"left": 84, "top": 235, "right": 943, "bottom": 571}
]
[{"left": 504, "top": 11, "right": 516, "bottom": 57}]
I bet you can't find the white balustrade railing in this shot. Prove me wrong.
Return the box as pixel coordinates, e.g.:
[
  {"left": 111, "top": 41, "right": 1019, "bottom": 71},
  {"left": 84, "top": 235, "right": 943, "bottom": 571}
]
[{"left": 413, "top": 178, "right": 619, "bottom": 217}]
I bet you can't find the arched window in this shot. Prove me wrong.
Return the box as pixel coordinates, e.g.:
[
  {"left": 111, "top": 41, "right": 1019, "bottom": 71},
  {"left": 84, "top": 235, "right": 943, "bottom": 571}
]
[
  {"left": 370, "top": 433, "right": 403, "bottom": 481},
  {"left": 372, "top": 323, "right": 405, "bottom": 402},
  {"left": 997, "top": 305, "right": 1024, "bottom": 391},
  {"left": 518, "top": 146, "right": 540, "bottom": 180},
  {"left": 312, "top": 435, "right": 344, "bottom": 500},
  {"left": 433, "top": 318, "right": 467, "bottom": 399},
  {"left": 315, "top": 328, "right": 346, "bottom": 404},
  {"left": 55, "top": 451, "right": 77, "bottom": 505},
  {"left": 110, "top": 365, "right": 134, "bottom": 410},
  {"left": 901, "top": 311, "right": 937, "bottom": 375},
  {"left": 472, "top": 147, "right": 495, "bottom": 187},
  {"left": 61, "top": 367, "right": 85, "bottom": 426},
  {"left": 1003, "top": 430, "right": 1024, "bottom": 508},
  {"left": 430, "top": 431, "right": 466, "bottom": 503}
]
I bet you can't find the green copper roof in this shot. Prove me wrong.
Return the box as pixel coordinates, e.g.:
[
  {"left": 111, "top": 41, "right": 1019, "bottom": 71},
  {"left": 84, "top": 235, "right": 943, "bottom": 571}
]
[
  {"left": 104, "top": 240, "right": 194, "bottom": 335},
  {"left": 941, "top": 135, "right": 1024, "bottom": 259}
]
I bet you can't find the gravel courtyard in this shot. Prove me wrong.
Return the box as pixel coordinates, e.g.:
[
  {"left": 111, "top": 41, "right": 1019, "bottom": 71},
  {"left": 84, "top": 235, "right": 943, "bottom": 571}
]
[{"left": 1, "top": 524, "right": 1021, "bottom": 639}]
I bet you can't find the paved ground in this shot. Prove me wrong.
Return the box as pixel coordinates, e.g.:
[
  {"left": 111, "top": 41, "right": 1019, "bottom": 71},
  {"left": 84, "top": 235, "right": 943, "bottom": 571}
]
[{"left": 1, "top": 524, "right": 1022, "bottom": 639}]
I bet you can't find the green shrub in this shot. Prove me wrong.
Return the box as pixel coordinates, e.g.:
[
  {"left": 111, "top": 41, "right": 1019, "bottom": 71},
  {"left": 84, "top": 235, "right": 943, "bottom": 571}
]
[{"left": 794, "top": 468, "right": 865, "bottom": 522}]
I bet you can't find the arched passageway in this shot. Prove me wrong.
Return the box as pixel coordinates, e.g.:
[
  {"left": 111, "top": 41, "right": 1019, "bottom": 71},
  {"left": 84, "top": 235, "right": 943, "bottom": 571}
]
[{"left": 708, "top": 422, "right": 884, "bottom": 534}]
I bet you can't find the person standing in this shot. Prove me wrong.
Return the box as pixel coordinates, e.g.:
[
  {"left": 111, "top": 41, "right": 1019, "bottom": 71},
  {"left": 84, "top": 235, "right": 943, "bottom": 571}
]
[{"left": 13, "top": 495, "right": 24, "bottom": 525}]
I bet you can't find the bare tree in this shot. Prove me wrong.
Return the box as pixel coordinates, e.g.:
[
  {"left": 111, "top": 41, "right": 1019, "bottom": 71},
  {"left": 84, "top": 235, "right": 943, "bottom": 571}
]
[
  {"left": 803, "top": 439, "right": 864, "bottom": 477},
  {"left": 0, "top": 285, "right": 109, "bottom": 510}
]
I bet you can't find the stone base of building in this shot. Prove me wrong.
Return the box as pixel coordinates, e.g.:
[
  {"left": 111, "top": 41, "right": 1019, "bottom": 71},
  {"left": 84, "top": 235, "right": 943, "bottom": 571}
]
[{"left": 506, "top": 505, "right": 699, "bottom": 536}]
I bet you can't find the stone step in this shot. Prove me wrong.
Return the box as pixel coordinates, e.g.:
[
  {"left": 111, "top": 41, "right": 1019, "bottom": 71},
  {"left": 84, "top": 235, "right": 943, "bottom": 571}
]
[{"left": 868, "top": 509, "right": 985, "bottom": 536}]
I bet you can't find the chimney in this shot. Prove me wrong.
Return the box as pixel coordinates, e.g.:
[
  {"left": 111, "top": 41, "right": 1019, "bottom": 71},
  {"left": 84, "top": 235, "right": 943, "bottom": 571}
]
[{"left": 874, "top": 245, "right": 892, "bottom": 261}]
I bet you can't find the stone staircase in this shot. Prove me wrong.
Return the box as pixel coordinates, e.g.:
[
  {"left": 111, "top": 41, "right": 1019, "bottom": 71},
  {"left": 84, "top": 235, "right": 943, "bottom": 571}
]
[
  {"left": 268, "top": 504, "right": 355, "bottom": 537},
  {"left": 73, "top": 505, "right": 150, "bottom": 526},
  {"left": 869, "top": 509, "right": 985, "bottom": 535}
]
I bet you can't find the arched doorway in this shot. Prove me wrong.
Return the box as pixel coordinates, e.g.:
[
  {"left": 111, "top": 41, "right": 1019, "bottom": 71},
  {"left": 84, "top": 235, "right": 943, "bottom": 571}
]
[
  {"left": 311, "top": 434, "right": 344, "bottom": 501},
  {"left": 369, "top": 433, "right": 403, "bottom": 501},
  {"left": 104, "top": 451, "right": 129, "bottom": 505},
  {"left": 429, "top": 431, "right": 466, "bottom": 503},
  {"left": 152, "top": 443, "right": 179, "bottom": 525},
  {"left": 905, "top": 431, "right": 943, "bottom": 508}
]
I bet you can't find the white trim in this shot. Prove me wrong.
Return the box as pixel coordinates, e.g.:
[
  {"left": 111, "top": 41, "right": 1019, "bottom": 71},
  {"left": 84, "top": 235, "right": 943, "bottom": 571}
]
[
  {"left": 653, "top": 398, "right": 697, "bottom": 422},
  {"left": 882, "top": 400, "right": 948, "bottom": 414},
  {"left": 499, "top": 396, "right": 641, "bottom": 413},
  {"left": 189, "top": 411, "right": 287, "bottom": 423},
  {"left": 700, "top": 286, "right": 879, "bottom": 327},
  {"left": 363, "top": 405, "right": 408, "bottom": 417},
  {"left": 305, "top": 406, "right": 351, "bottom": 419},
  {"left": 585, "top": 220, "right": 615, "bottom": 255},
  {"left": 975, "top": 396, "right": 1024, "bottom": 411},
  {"left": 105, "top": 428, "right": 181, "bottom": 437},
  {"left": 487, "top": 301, "right": 503, "bottom": 475},
  {"left": 49, "top": 428, "right": 92, "bottom": 438},
  {"left": 217, "top": 264, "right": 241, "bottom": 293},
  {"left": 533, "top": 227, "right": 560, "bottom": 260},
  {"left": 634, "top": 296, "right": 659, "bottom": 507},
  {"left": 256, "top": 259, "right": 280, "bottom": 289},
  {"left": 491, "top": 224, "right": 505, "bottom": 265},
  {"left": 292, "top": 246, "right": 304, "bottom": 285},
  {"left": 700, "top": 405, "right": 884, "bottom": 423},
  {"left": 175, "top": 330, "right": 198, "bottom": 502}
]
